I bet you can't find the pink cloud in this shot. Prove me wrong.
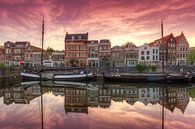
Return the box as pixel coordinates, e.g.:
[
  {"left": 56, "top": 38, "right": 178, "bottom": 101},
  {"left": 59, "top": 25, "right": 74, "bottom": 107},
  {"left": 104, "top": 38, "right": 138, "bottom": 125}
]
[{"left": 0, "top": 0, "right": 195, "bottom": 49}]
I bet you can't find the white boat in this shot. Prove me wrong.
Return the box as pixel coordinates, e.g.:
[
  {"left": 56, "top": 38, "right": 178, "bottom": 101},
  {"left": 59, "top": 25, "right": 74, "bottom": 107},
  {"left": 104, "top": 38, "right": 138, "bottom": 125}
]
[
  {"left": 54, "top": 81, "right": 98, "bottom": 90},
  {"left": 54, "top": 71, "right": 95, "bottom": 81},
  {"left": 21, "top": 72, "right": 40, "bottom": 81}
]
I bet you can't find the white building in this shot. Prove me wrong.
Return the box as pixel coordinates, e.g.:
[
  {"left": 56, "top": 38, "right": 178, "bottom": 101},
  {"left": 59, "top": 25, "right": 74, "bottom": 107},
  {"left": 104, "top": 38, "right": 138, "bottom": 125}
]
[
  {"left": 138, "top": 43, "right": 159, "bottom": 66},
  {"left": 138, "top": 88, "right": 159, "bottom": 105},
  {"left": 87, "top": 40, "right": 99, "bottom": 67}
]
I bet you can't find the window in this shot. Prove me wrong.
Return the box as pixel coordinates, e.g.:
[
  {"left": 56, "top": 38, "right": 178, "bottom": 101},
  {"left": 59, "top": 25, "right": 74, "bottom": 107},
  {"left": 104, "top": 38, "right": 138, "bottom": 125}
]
[
  {"left": 147, "top": 51, "right": 150, "bottom": 55},
  {"left": 141, "top": 51, "right": 144, "bottom": 55},
  {"left": 147, "top": 56, "right": 150, "bottom": 60},
  {"left": 72, "top": 36, "right": 75, "bottom": 40},
  {"left": 153, "top": 49, "right": 155, "bottom": 54},
  {"left": 141, "top": 56, "right": 145, "bottom": 60},
  {"left": 14, "top": 49, "right": 21, "bottom": 54}
]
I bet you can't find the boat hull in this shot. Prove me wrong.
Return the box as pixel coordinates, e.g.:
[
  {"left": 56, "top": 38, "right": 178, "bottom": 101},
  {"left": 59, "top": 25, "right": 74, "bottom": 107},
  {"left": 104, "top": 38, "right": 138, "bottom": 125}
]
[
  {"left": 191, "top": 75, "right": 195, "bottom": 83},
  {"left": 21, "top": 72, "right": 40, "bottom": 81},
  {"left": 104, "top": 74, "right": 167, "bottom": 83},
  {"left": 53, "top": 73, "right": 96, "bottom": 81},
  {"left": 167, "top": 75, "right": 192, "bottom": 83}
]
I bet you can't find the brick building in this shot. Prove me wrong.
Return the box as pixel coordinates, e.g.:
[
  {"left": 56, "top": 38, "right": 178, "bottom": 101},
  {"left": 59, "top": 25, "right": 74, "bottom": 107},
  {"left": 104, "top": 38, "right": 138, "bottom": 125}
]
[
  {"left": 149, "top": 33, "right": 176, "bottom": 66},
  {"left": 64, "top": 33, "right": 88, "bottom": 67},
  {"left": 25, "top": 45, "right": 42, "bottom": 67},
  {"left": 4, "top": 41, "right": 30, "bottom": 66},
  {"left": 52, "top": 51, "right": 65, "bottom": 67},
  {"left": 175, "top": 32, "right": 190, "bottom": 66},
  {"left": 111, "top": 45, "right": 125, "bottom": 67},
  {"left": 98, "top": 39, "right": 111, "bottom": 67},
  {"left": 0, "top": 48, "right": 4, "bottom": 64},
  {"left": 124, "top": 42, "right": 138, "bottom": 67}
]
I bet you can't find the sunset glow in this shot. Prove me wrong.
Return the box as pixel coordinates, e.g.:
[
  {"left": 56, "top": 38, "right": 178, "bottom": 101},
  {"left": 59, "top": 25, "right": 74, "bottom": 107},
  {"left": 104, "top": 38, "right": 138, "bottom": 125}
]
[{"left": 0, "top": 0, "right": 195, "bottom": 50}]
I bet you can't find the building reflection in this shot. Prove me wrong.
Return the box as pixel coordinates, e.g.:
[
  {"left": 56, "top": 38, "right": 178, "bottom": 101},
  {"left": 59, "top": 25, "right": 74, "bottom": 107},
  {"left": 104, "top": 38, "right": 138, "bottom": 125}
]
[{"left": 0, "top": 83, "right": 191, "bottom": 114}]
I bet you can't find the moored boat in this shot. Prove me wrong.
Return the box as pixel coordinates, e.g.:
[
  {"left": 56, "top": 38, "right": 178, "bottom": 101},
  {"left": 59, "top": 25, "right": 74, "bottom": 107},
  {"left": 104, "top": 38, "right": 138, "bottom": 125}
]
[
  {"left": 103, "top": 73, "right": 167, "bottom": 83},
  {"left": 21, "top": 72, "right": 40, "bottom": 81},
  {"left": 191, "top": 71, "right": 195, "bottom": 83},
  {"left": 53, "top": 71, "right": 96, "bottom": 81},
  {"left": 167, "top": 73, "right": 192, "bottom": 83}
]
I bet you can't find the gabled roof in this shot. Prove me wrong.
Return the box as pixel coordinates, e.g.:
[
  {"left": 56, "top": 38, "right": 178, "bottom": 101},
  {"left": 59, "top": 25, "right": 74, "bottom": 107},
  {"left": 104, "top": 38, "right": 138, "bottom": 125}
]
[
  {"left": 65, "top": 33, "right": 88, "bottom": 41},
  {"left": 148, "top": 33, "right": 175, "bottom": 47},
  {"left": 175, "top": 31, "right": 189, "bottom": 47},
  {"left": 99, "top": 39, "right": 111, "bottom": 43},
  {"left": 15, "top": 41, "right": 30, "bottom": 48},
  {"left": 27, "top": 45, "right": 42, "bottom": 52},
  {"left": 88, "top": 40, "right": 98, "bottom": 44}
]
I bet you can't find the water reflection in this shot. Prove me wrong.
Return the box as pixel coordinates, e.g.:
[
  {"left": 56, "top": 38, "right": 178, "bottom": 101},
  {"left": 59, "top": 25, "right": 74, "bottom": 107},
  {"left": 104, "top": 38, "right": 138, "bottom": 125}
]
[
  {"left": 0, "top": 81, "right": 195, "bottom": 129},
  {"left": 0, "top": 82, "right": 192, "bottom": 114}
]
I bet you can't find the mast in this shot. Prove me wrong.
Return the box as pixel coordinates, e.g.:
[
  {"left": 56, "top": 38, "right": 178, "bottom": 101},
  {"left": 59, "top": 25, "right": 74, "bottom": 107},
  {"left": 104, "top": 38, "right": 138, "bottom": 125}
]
[
  {"left": 41, "top": 18, "right": 44, "bottom": 69},
  {"left": 161, "top": 19, "right": 164, "bottom": 72},
  {"left": 40, "top": 18, "right": 44, "bottom": 129}
]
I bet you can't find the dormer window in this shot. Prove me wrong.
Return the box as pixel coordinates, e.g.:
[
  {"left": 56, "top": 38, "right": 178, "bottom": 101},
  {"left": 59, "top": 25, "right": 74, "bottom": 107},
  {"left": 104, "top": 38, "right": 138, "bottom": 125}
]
[
  {"left": 72, "top": 36, "right": 75, "bottom": 40},
  {"left": 78, "top": 35, "right": 82, "bottom": 39}
]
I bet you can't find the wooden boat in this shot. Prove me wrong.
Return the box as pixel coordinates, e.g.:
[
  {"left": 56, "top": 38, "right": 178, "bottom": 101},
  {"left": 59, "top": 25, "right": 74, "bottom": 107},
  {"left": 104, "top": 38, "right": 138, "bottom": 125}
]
[
  {"left": 53, "top": 71, "right": 96, "bottom": 81},
  {"left": 21, "top": 72, "right": 40, "bottom": 81},
  {"left": 103, "top": 73, "right": 167, "bottom": 83},
  {"left": 166, "top": 73, "right": 192, "bottom": 83}
]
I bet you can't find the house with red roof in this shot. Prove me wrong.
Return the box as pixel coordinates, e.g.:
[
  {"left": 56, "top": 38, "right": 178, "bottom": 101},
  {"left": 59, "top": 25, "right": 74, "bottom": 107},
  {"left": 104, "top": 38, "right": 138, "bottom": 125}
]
[{"left": 148, "top": 33, "right": 177, "bottom": 66}]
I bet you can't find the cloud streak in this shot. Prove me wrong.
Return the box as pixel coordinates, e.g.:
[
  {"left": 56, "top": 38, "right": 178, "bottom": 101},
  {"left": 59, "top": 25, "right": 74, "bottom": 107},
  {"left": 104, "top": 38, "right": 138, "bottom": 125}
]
[{"left": 0, "top": 0, "right": 195, "bottom": 49}]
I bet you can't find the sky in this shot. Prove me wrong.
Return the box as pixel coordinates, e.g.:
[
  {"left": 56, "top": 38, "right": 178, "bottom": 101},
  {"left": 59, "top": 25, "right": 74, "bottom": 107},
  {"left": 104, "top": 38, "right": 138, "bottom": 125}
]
[{"left": 0, "top": 0, "right": 195, "bottom": 50}]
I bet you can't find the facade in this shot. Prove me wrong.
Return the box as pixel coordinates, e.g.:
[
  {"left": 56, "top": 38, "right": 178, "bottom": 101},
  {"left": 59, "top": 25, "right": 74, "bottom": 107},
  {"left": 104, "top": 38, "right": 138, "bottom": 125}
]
[
  {"left": 138, "top": 88, "right": 159, "bottom": 105},
  {"left": 138, "top": 43, "right": 159, "bottom": 66},
  {"left": 124, "top": 87, "right": 138, "bottom": 105},
  {"left": 175, "top": 32, "right": 190, "bottom": 66},
  {"left": 64, "top": 88, "right": 88, "bottom": 114},
  {"left": 124, "top": 42, "right": 138, "bottom": 67},
  {"left": 150, "top": 34, "right": 177, "bottom": 66},
  {"left": 25, "top": 45, "right": 42, "bottom": 67},
  {"left": 87, "top": 40, "right": 99, "bottom": 67},
  {"left": 176, "top": 88, "right": 189, "bottom": 114},
  {"left": 98, "top": 39, "right": 111, "bottom": 67},
  {"left": 111, "top": 45, "right": 125, "bottom": 67},
  {"left": 4, "top": 41, "right": 30, "bottom": 66},
  {"left": 0, "top": 48, "right": 4, "bottom": 64},
  {"left": 64, "top": 33, "right": 88, "bottom": 67},
  {"left": 98, "top": 88, "right": 111, "bottom": 108},
  {"left": 52, "top": 51, "right": 65, "bottom": 67}
]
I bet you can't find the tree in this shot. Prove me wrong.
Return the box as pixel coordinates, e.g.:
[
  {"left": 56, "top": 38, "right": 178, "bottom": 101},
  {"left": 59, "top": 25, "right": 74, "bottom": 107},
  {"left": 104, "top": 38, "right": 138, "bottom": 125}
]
[
  {"left": 135, "top": 64, "right": 145, "bottom": 72},
  {"left": 70, "top": 59, "right": 79, "bottom": 67},
  {"left": 187, "top": 48, "right": 195, "bottom": 65},
  {"left": 150, "top": 65, "right": 157, "bottom": 72},
  {"left": 46, "top": 47, "right": 55, "bottom": 53}
]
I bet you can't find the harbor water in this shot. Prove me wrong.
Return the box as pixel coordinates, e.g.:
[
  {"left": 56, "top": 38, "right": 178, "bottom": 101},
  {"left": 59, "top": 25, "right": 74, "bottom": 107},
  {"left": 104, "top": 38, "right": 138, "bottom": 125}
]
[{"left": 0, "top": 80, "right": 195, "bottom": 129}]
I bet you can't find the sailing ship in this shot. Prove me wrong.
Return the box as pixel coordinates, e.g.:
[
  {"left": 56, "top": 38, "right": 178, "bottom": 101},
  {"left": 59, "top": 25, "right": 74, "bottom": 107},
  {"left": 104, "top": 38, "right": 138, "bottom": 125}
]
[{"left": 20, "top": 19, "right": 45, "bottom": 81}]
